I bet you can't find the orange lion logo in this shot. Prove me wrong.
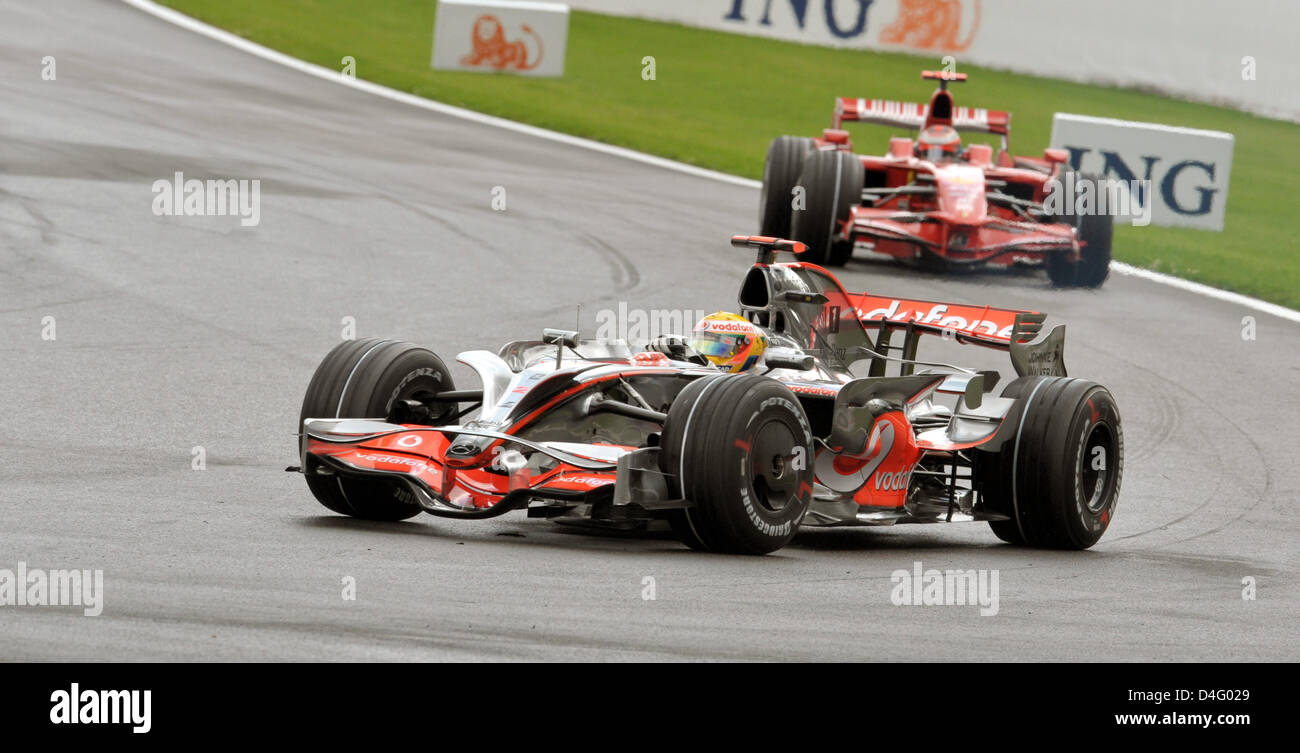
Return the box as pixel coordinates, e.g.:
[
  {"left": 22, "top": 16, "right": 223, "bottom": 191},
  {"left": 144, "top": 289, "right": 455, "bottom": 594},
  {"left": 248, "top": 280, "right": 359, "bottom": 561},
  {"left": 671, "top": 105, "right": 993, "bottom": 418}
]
[
  {"left": 460, "top": 14, "right": 544, "bottom": 71},
  {"left": 880, "top": 0, "right": 981, "bottom": 53}
]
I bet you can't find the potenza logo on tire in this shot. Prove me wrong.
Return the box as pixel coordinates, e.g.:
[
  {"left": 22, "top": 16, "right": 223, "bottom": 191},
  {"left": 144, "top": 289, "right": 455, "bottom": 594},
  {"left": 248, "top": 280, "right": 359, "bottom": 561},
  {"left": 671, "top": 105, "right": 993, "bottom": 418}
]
[{"left": 387, "top": 366, "right": 443, "bottom": 409}]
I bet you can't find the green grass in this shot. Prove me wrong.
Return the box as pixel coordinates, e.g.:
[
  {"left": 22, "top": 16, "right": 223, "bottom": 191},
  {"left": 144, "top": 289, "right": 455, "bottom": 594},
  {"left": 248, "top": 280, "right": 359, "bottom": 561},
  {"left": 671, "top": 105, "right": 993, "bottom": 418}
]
[{"left": 159, "top": 0, "right": 1300, "bottom": 308}]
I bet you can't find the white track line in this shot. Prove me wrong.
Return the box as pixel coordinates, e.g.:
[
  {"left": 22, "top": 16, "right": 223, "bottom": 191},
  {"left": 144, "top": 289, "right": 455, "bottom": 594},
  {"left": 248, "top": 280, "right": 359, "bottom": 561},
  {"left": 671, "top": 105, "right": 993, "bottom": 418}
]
[
  {"left": 1110, "top": 262, "right": 1300, "bottom": 324},
  {"left": 120, "top": 0, "right": 1300, "bottom": 325}
]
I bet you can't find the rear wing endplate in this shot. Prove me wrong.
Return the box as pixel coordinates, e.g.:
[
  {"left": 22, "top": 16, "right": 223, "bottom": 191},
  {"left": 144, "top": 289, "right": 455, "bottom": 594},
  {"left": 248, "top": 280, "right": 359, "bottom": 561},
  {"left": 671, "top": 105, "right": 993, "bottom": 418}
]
[{"left": 1009, "top": 319, "right": 1068, "bottom": 377}]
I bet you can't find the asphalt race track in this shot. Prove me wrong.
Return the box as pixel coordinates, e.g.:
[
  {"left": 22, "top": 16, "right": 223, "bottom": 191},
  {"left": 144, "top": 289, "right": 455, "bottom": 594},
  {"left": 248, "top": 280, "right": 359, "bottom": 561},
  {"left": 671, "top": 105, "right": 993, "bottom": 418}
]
[{"left": 1, "top": 0, "right": 1297, "bottom": 661}]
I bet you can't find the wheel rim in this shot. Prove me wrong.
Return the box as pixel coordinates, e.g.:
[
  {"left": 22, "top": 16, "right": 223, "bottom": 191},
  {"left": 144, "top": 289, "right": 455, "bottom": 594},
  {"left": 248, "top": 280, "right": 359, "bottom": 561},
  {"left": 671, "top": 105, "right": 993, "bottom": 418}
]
[
  {"left": 1081, "top": 422, "right": 1116, "bottom": 513},
  {"left": 749, "top": 419, "right": 800, "bottom": 514}
]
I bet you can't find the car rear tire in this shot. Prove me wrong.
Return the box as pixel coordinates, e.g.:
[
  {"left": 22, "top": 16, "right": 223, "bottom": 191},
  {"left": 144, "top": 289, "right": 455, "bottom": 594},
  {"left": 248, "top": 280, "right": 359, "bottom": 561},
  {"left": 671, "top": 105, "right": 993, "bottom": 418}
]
[
  {"left": 660, "top": 374, "right": 814, "bottom": 554},
  {"left": 792, "top": 150, "right": 862, "bottom": 267},
  {"left": 298, "top": 337, "right": 457, "bottom": 521},
  {"left": 1045, "top": 172, "right": 1113, "bottom": 288},
  {"left": 760, "top": 136, "right": 814, "bottom": 239},
  {"left": 978, "top": 376, "right": 1123, "bottom": 549}
]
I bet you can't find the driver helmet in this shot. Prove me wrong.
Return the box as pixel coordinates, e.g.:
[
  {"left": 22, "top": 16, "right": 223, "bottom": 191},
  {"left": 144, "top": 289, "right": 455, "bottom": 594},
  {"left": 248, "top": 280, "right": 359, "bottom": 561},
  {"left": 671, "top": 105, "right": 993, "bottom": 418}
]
[
  {"left": 690, "top": 312, "right": 768, "bottom": 373},
  {"left": 915, "top": 124, "right": 962, "bottom": 162}
]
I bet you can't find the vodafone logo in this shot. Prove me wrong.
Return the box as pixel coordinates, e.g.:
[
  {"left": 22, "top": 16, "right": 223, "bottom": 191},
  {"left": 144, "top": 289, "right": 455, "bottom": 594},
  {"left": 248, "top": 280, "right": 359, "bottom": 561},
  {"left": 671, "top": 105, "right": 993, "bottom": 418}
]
[
  {"left": 703, "top": 321, "right": 754, "bottom": 334},
  {"left": 785, "top": 383, "right": 839, "bottom": 397},
  {"left": 553, "top": 475, "right": 611, "bottom": 488},
  {"left": 858, "top": 299, "right": 1016, "bottom": 339},
  {"left": 874, "top": 469, "right": 910, "bottom": 492},
  {"left": 354, "top": 453, "right": 426, "bottom": 470}
]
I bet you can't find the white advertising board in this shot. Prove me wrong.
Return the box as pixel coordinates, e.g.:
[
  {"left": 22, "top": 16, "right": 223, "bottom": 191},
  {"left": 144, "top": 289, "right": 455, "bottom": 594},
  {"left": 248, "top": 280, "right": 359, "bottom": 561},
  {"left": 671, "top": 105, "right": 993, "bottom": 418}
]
[
  {"left": 1050, "top": 114, "right": 1234, "bottom": 231},
  {"left": 563, "top": 1, "right": 1294, "bottom": 122}
]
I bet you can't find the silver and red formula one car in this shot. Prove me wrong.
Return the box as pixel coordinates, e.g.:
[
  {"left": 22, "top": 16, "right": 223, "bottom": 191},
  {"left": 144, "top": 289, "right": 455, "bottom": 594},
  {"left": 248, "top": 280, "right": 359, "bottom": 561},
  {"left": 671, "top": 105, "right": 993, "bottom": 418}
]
[
  {"left": 292, "top": 235, "right": 1123, "bottom": 554},
  {"left": 761, "top": 70, "right": 1114, "bottom": 287}
]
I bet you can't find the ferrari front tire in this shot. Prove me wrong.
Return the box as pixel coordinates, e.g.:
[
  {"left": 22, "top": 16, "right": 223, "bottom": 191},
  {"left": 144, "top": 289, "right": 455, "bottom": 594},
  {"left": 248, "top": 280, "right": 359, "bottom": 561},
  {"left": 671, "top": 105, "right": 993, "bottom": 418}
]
[
  {"left": 792, "top": 149, "right": 862, "bottom": 267},
  {"left": 660, "top": 375, "right": 814, "bottom": 555},
  {"left": 298, "top": 337, "right": 456, "bottom": 521},
  {"left": 759, "top": 136, "right": 814, "bottom": 239},
  {"left": 1046, "top": 172, "right": 1114, "bottom": 288}
]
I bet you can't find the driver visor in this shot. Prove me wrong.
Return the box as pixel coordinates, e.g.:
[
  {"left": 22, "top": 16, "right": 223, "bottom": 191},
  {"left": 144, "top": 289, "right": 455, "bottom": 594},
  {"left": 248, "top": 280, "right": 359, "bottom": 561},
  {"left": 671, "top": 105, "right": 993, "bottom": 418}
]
[{"left": 690, "top": 331, "right": 743, "bottom": 359}]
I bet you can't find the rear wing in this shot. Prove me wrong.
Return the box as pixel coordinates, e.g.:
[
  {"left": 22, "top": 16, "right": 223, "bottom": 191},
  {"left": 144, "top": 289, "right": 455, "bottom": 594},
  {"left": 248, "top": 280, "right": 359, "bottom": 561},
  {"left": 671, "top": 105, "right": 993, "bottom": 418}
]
[
  {"left": 833, "top": 98, "right": 1010, "bottom": 135},
  {"left": 847, "top": 293, "right": 1066, "bottom": 376}
]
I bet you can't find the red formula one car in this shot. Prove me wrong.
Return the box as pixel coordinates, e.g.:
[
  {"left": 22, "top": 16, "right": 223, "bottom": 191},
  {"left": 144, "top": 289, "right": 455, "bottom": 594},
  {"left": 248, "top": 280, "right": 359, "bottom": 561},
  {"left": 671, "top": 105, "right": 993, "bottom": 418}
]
[
  {"left": 760, "top": 71, "right": 1113, "bottom": 287},
  {"left": 292, "top": 236, "right": 1123, "bottom": 555}
]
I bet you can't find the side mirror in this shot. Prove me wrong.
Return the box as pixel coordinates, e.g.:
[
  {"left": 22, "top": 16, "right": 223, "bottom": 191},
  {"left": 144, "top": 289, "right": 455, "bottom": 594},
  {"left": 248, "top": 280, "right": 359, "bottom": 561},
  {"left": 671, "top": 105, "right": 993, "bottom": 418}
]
[
  {"left": 822, "top": 128, "right": 851, "bottom": 146},
  {"left": 542, "top": 328, "right": 579, "bottom": 348},
  {"left": 765, "top": 347, "right": 814, "bottom": 372},
  {"left": 542, "top": 328, "right": 580, "bottom": 369},
  {"left": 782, "top": 290, "right": 829, "bottom": 305}
]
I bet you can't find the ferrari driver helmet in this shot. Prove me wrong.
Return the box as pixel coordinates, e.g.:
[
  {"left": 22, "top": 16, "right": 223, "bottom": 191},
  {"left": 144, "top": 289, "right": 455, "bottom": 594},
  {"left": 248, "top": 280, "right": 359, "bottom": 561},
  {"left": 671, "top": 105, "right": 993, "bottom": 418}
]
[
  {"left": 690, "top": 312, "right": 768, "bottom": 373},
  {"left": 916, "top": 124, "right": 962, "bottom": 162}
]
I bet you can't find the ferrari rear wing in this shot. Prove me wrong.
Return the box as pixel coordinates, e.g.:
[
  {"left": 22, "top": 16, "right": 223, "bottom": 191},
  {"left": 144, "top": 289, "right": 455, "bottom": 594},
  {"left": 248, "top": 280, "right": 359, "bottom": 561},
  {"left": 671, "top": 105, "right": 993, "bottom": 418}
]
[
  {"left": 847, "top": 294, "right": 1066, "bottom": 376},
  {"left": 833, "top": 98, "right": 1010, "bottom": 135}
]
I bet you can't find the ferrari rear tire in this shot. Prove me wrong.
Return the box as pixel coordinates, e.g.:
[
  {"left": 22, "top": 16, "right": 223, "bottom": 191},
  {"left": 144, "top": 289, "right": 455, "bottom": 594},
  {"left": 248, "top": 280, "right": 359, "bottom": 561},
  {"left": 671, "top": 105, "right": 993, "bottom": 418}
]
[
  {"left": 792, "top": 150, "right": 862, "bottom": 267},
  {"left": 979, "top": 376, "right": 1123, "bottom": 549},
  {"left": 298, "top": 337, "right": 456, "bottom": 521},
  {"left": 660, "top": 374, "right": 814, "bottom": 555},
  {"left": 759, "top": 136, "right": 814, "bottom": 239},
  {"left": 1046, "top": 172, "right": 1114, "bottom": 288}
]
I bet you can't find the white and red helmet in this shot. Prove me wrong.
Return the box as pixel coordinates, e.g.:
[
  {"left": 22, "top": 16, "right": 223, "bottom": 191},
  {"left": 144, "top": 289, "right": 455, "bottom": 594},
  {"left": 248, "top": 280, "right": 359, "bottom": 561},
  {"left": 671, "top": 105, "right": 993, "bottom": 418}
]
[{"left": 916, "top": 124, "right": 962, "bottom": 162}]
